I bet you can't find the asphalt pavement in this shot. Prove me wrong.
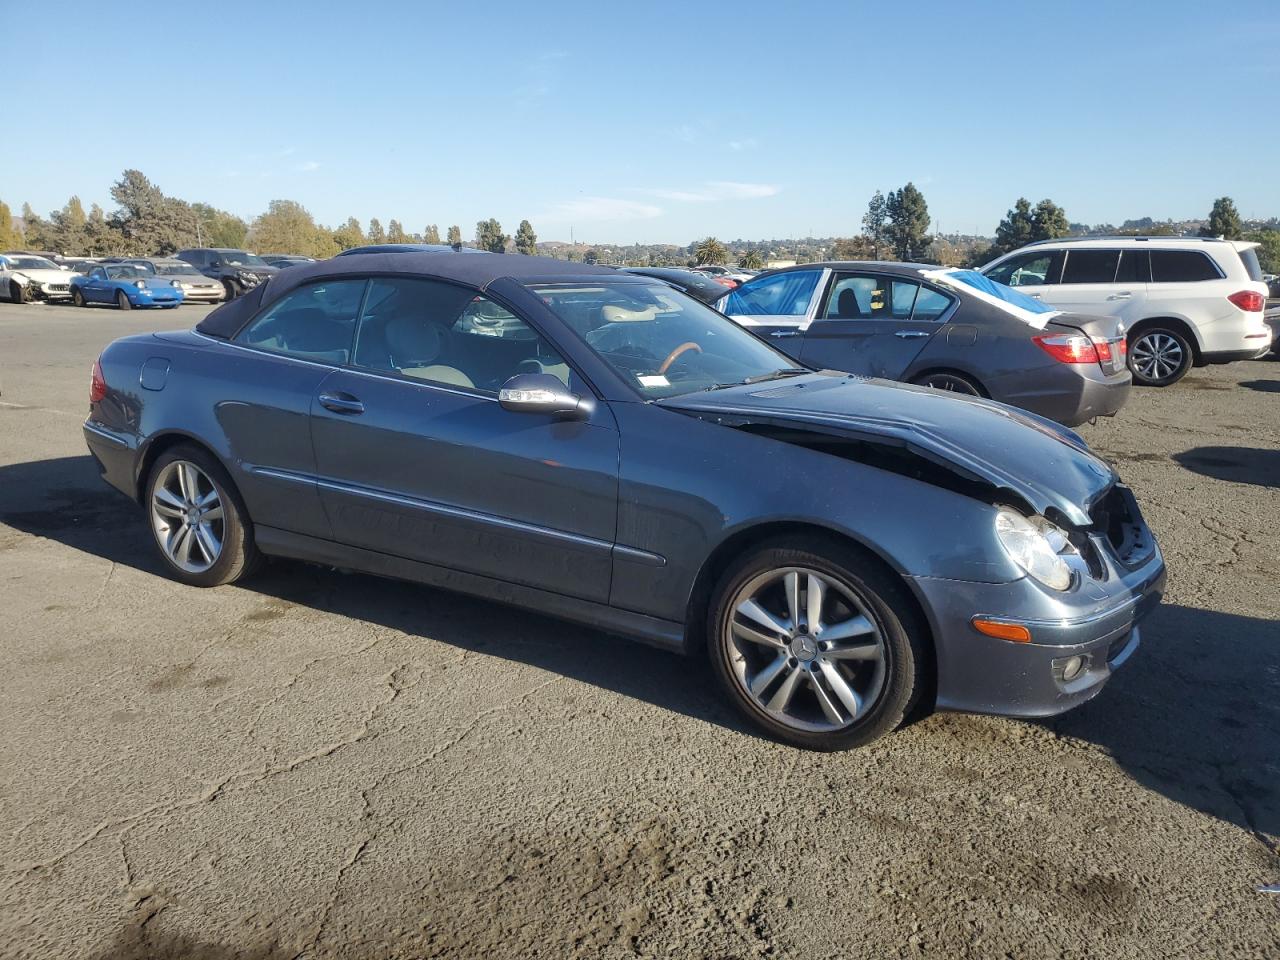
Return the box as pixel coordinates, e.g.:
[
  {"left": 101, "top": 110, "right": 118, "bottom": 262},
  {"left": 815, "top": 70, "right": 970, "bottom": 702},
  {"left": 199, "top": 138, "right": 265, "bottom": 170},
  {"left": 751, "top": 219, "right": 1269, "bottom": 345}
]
[{"left": 1, "top": 301, "right": 1277, "bottom": 959}]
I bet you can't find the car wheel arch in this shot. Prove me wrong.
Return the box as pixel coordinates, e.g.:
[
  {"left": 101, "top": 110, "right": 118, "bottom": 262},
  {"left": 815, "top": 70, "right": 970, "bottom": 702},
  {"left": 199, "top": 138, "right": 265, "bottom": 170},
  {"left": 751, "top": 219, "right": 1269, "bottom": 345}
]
[
  {"left": 906, "top": 366, "right": 989, "bottom": 397},
  {"left": 133, "top": 431, "right": 231, "bottom": 504},
  {"left": 682, "top": 521, "right": 936, "bottom": 686},
  {"left": 1129, "top": 316, "right": 1203, "bottom": 362}
]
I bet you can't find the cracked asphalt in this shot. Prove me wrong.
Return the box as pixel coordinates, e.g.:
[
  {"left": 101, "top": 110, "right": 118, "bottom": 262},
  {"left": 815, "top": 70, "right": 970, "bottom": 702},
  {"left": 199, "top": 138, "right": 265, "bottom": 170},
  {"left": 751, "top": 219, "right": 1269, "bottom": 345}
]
[{"left": 1, "top": 302, "right": 1277, "bottom": 959}]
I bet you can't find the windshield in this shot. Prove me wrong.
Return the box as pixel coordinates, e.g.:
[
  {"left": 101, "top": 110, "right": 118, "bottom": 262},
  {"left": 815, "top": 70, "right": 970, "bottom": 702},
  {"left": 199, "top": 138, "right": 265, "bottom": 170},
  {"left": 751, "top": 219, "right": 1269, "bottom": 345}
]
[
  {"left": 150, "top": 261, "right": 194, "bottom": 276},
  {"left": 220, "top": 251, "right": 268, "bottom": 266},
  {"left": 529, "top": 281, "right": 801, "bottom": 399},
  {"left": 8, "top": 256, "right": 57, "bottom": 270},
  {"left": 105, "top": 265, "right": 152, "bottom": 280}
]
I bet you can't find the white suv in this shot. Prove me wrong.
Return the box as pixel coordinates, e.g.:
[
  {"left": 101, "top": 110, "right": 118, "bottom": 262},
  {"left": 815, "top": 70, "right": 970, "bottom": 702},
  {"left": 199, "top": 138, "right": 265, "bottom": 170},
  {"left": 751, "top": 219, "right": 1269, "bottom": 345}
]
[{"left": 981, "top": 237, "right": 1271, "bottom": 386}]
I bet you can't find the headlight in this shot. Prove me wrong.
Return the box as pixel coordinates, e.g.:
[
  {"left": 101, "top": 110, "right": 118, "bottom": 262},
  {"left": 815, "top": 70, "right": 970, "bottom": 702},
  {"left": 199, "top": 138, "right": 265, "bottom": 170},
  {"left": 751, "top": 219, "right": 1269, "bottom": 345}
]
[
  {"left": 171, "top": 280, "right": 183, "bottom": 288},
  {"left": 134, "top": 280, "right": 147, "bottom": 290},
  {"left": 994, "top": 508, "right": 1073, "bottom": 591},
  {"left": 238, "top": 270, "right": 258, "bottom": 283}
]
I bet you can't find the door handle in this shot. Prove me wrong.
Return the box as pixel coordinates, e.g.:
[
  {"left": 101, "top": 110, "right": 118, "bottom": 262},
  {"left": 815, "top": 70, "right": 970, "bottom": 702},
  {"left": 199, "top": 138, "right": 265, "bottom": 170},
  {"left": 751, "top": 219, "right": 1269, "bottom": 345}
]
[
  {"left": 318, "top": 393, "right": 364, "bottom": 415},
  {"left": 769, "top": 330, "right": 800, "bottom": 338},
  {"left": 1107, "top": 292, "right": 1132, "bottom": 300},
  {"left": 894, "top": 330, "right": 930, "bottom": 339},
  {"left": 1027, "top": 293, "right": 1042, "bottom": 299}
]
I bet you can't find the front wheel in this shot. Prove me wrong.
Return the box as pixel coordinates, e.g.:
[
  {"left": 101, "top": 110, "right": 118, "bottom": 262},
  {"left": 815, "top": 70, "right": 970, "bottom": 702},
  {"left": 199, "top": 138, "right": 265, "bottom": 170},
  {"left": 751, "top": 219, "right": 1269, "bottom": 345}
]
[
  {"left": 1128, "top": 327, "right": 1192, "bottom": 386},
  {"left": 221, "top": 279, "right": 240, "bottom": 301},
  {"left": 116, "top": 290, "right": 132, "bottom": 311},
  {"left": 71, "top": 288, "right": 87, "bottom": 308},
  {"left": 145, "top": 444, "right": 260, "bottom": 587},
  {"left": 706, "top": 538, "right": 927, "bottom": 750},
  {"left": 9, "top": 281, "right": 27, "bottom": 304},
  {"left": 910, "top": 371, "right": 982, "bottom": 396}
]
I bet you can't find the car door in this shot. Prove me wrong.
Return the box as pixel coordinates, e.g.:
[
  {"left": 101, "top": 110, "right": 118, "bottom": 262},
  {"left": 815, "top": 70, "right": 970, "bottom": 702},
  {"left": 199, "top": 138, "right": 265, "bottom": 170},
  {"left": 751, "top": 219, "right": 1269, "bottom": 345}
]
[
  {"left": 798, "top": 272, "right": 956, "bottom": 378},
  {"left": 1038, "top": 248, "right": 1125, "bottom": 315},
  {"left": 982, "top": 248, "right": 1063, "bottom": 306},
  {"left": 84, "top": 267, "right": 111, "bottom": 302},
  {"left": 220, "top": 276, "right": 370, "bottom": 539},
  {"left": 309, "top": 276, "right": 619, "bottom": 604},
  {"left": 717, "top": 267, "right": 827, "bottom": 360}
]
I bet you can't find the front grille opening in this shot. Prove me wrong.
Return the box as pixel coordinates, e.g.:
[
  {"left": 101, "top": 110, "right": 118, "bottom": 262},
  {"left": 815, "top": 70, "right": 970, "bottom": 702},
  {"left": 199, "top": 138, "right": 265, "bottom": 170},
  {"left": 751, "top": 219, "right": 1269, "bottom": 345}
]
[{"left": 1089, "top": 485, "right": 1153, "bottom": 568}]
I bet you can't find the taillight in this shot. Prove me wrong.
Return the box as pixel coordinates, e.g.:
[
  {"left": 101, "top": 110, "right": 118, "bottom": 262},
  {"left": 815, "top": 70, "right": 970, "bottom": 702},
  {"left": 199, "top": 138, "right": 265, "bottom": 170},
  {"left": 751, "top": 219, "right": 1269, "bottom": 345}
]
[
  {"left": 89, "top": 358, "right": 107, "bottom": 403},
  {"left": 1227, "top": 290, "right": 1265, "bottom": 312},
  {"left": 1033, "top": 333, "right": 1100, "bottom": 364},
  {"left": 1116, "top": 337, "right": 1128, "bottom": 358},
  {"left": 1092, "top": 338, "right": 1114, "bottom": 362},
  {"left": 712, "top": 277, "right": 738, "bottom": 289}
]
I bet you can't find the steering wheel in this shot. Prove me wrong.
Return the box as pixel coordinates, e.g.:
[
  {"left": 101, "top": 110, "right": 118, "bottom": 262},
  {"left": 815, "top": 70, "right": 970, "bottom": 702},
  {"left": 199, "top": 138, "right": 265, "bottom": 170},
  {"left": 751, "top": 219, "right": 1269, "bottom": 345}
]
[{"left": 658, "top": 341, "right": 702, "bottom": 375}]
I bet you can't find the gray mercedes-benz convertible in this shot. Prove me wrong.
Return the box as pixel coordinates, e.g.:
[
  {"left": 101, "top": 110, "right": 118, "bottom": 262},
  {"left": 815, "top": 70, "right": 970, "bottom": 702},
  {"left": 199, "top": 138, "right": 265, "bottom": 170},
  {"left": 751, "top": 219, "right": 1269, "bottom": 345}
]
[{"left": 82, "top": 253, "right": 1166, "bottom": 749}]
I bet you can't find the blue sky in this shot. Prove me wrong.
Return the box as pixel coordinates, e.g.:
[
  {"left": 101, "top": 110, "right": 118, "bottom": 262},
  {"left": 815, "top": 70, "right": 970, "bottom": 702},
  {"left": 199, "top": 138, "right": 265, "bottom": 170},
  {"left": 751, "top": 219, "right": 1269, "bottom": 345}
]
[{"left": 7, "top": 0, "right": 1279, "bottom": 244}]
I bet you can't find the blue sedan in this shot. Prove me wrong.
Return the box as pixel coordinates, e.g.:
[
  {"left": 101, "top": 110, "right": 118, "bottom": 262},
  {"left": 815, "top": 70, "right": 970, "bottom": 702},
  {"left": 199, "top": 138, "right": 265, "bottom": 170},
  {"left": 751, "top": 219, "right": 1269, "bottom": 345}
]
[{"left": 70, "top": 264, "right": 185, "bottom": 310}]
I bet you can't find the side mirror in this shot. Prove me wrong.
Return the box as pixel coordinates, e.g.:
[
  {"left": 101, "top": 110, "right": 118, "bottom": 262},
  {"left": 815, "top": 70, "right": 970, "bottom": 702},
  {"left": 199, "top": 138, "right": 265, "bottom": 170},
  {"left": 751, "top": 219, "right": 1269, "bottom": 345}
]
[{"left": 498, "top": 373, "right": 587, "bottom": 419}]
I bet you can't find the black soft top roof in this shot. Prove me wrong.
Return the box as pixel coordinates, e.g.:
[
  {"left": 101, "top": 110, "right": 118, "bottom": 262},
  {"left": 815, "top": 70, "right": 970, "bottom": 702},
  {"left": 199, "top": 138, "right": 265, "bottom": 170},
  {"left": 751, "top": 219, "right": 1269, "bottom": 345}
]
[{"left": 194, "top": 252, "right": 633, "bottom": 339}]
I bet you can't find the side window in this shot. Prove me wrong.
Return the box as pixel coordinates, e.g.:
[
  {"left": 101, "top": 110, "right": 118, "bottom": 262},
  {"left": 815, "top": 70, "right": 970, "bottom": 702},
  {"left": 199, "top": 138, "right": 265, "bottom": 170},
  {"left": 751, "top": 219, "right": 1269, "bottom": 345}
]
[
  {"left": 1150, "top": 250, "right": 1221, "bottom": 282},
  {"left": 823, "top": 274, "right": 946, "bottom": 321},
  {"left": 1061, "top": 249, "right": 1120, "bottom": 284},
  {"left": 235, "top": 279, "right": 365, "bottom": 363},
  {"left": 986, "top": 252, "right": 1058, "bottom": 287},
  {"left": 1115, "top": 250, "right": 1150, "bottom": 283},
  {"left": 91, "top": 268, "right": 106, "bottom": 280},
  {"left": 352, "top": 277, "right": 570, "bottom": 391},
  {"left": 912, "top": 286, "right": 955, "bottom": 321},
  {"left": 722, "top": 269, "right": 822, "bottom": 317}
]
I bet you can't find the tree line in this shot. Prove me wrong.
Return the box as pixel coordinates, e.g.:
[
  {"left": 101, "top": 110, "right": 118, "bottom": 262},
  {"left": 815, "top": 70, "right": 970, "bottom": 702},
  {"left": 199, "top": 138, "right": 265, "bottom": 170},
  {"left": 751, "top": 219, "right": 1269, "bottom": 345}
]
[{"left": 0, "top": 169, "right": 541, "bottom": 259}]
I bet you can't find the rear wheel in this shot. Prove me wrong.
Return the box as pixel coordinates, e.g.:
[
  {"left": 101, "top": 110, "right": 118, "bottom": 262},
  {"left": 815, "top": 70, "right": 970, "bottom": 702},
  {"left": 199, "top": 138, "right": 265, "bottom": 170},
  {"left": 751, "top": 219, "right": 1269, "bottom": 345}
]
[
  {"left": 9, "top": 281, "right": 27, "bottom": 304},
  {"left": 911, "top": 371, "right": 982, "bottom": 396},
  {"left": 145, "top": 444, "right": 260, "bottom": 587},
  {"left": 116, "top": 290, "right": 132, "bottom": 311},
  {"left": 706, "top": 538, "right": 926, "bottom": 750},
  {"left": 1129, "top": 327, "right": 1192, "bottom": 386},
  {"left": 71, "top": 288, "right": 87, "bottom": 308}
]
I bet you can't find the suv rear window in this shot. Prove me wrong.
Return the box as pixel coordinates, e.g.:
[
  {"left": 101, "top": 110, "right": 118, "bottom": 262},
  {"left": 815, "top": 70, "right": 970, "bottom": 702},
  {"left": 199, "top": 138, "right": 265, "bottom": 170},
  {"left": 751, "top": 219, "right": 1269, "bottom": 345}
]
[
  {"left": 1061, "top": 250, "right": 1120, "bottom": 284},
  {"left": 1150, "top": 250, "right": 1221, "bottom": 283},
  {"left": 1236, "top": 247, "right": 1264, "bottom": 282}
]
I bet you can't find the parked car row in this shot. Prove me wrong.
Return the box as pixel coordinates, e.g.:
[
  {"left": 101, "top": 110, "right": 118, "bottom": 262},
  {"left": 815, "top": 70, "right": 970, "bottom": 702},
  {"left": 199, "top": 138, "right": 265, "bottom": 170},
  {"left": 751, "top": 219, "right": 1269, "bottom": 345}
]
[{"left": 82, "top": 251, "right": 1167, "bottom": 750}]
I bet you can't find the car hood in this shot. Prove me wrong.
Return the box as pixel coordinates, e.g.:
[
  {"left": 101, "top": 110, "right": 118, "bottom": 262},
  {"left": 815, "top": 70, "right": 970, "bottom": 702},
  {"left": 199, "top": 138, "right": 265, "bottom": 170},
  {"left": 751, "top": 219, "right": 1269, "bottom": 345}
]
[
  {"left": 223, "top": 264, "right": 278, "bottom": 275},
  {"left": 659, "top": 373, "right": 1117, "bottom": 527},
  {"left": 13, "top": 268, "right": 71, "bottom": 283}
]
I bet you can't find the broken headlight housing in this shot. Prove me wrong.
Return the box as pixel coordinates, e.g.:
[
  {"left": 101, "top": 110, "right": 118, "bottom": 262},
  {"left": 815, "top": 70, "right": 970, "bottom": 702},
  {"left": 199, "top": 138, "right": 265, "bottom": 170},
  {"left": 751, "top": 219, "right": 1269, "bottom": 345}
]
[{"left": 994, "top": 507, "right": 1073, "bottom": 591}]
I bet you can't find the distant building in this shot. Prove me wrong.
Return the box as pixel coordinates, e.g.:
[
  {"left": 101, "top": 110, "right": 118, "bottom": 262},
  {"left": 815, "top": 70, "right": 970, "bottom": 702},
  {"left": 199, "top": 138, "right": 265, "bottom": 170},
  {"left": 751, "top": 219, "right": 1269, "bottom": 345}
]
[{"left": 765, "top": 259, "right": 797, "bottom": 269}]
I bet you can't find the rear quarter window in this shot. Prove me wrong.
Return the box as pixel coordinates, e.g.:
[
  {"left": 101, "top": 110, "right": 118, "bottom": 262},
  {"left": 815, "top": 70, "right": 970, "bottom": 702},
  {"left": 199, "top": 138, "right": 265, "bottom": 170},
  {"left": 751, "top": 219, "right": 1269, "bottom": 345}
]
[
  {"left": 1236, "top": 248, "right": 1264, "bottom": 282},
  {"left": 1150, "top": 250, "right": 1222, "bottom": 283}
]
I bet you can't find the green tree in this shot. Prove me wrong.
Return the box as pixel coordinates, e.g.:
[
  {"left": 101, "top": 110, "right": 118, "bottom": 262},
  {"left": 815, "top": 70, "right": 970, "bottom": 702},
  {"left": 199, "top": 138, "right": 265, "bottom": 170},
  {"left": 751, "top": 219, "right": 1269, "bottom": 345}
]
[
  {"left": 831, "top": 236, "right": 876, "bottom": 260},
  {"left": 994, "top": 198, "right": 1035, "bottom": 255},
  {"left": 49, "top": 196, "right": 89, "bottom": 253},
  {"left": 1031, "top": 199, "right": 1069, "bottom": 242},
  {"left": 447, "top": 224, "right": 462, "bottom": 249},
  {"left": 331, "top": 217, "right": 365, "bottom": 250},
  {"left": 885, "top": 183, "right": 931, "bottom": 260},
  {"left": 514, "top": 219, "right": 537, "bottom": 255},
  {"left": 84, "top": 204, "right": 124, "bottom": 255},
  {"left": 21, "top": 203, "right": 57, "bottom": 251},
  {"left": 424, "top": 224, "right": 441, "bottom": 244},
  {"left": 189, "top": 203, "right": 247, "bottom": 248},
  {"left": 0, "top": 201, "right": 20, "bottom": 249},
  {"left": 861, "top": 190, "right": 889, "bottom": 258},
  {"left": 1203, "top": 197, "right": 1243, "bottom": 239},
  {"left": 247, "top": 199, "right": 337, "bottom": 257},
  {"left": 738, "top": 247, "right": 765, "bottom": 270},
  {"left": 1246, "top": 229, "right": 1280, "bottom": 274},
  {"left": 693, "top": 236, "right": 729, "bottom": 265},
  {"left": 108, "top": 169, "right": 196, "bottom": 254},
  {"left": 583, "top": 247, "right": 602, "bottom": 264},
  {"left": 367, "top": 218, "right": 386, "bottom": 243},
  {"left": 475, "top": 218, "right": 508, "bottom": 253},
  {"left": 386, "top": 219, "right": 407, "bottom": 243}
]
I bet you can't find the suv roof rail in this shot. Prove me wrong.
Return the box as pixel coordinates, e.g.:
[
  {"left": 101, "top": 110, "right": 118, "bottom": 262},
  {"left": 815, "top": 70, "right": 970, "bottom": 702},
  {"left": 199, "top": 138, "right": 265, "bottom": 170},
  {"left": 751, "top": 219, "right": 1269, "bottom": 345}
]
[{"left": 1023, "top": 234, "right": 1225, "bottom": 246}]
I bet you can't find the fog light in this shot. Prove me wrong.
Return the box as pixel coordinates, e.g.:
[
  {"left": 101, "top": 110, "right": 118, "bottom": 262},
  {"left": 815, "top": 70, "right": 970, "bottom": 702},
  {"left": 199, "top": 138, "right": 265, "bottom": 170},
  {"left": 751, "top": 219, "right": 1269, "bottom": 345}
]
[{"left": 1060, "top": 655, "right": 1086, "bottom": 681}]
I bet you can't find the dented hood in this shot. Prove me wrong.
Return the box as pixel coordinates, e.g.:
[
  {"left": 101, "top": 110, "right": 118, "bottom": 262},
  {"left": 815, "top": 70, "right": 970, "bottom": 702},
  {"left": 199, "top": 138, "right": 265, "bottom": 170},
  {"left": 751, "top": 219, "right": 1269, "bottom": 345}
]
[{"left": 659, "top": 374, "right": 1116, "bottom": 526}]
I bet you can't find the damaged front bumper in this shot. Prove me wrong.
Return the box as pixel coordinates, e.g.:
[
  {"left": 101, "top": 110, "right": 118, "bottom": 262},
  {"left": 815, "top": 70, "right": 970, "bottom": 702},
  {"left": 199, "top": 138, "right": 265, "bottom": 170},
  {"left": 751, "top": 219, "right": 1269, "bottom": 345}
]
[{"left": 910, "top": 536, "right": 1166, "bottom": 718}]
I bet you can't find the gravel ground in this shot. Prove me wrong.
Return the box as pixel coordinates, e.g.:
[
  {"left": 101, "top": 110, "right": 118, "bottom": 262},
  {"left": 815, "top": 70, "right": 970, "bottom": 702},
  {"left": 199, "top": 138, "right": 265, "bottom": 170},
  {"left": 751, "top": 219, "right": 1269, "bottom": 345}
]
[{"left": 1, "top": 302, "right": 1277, "bottom": 959}]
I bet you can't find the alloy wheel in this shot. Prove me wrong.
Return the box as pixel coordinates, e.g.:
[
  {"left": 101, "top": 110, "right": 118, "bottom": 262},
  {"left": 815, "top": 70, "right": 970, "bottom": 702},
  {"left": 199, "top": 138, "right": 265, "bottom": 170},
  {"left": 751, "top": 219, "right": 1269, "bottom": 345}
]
[
  {"left": 722, "top": 567, "right": 887, "bottom": 733},
  {"left": 918, "top": 373, "right": 979, "bottom": 395},
  {"left": 150, "top": 460, "right": 224, "bottom": 574},
  {"left": 1130, "top": 331, "right": 1184, "bottom": 382}
]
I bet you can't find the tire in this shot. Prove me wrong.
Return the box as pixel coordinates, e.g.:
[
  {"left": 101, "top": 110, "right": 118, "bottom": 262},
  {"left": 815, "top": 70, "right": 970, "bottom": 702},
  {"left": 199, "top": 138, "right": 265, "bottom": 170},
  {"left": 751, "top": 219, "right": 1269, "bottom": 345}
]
[
  {"left": 116, "top": 290, "right": 132, "bottom": 311},
  {"left": 221, "top": 279, "right": 240, "bottom": 301},
  {"left": 71, "top": 288, "right": 87, "bottom": 308},
  {"left": 1128, "top": 326, "right": 1192, "bottom": 387},
  {"left": 910, "top": 371, "right": 983, "bottom": 396},
  {"left": 706, "top": 537, "right": 927, "bottom": 750},
  {"left": 144, "top": 444, "right": 261, "bottom": 587},
  {"left": 10, "top": 281, "right": 28, "bottom": 304}
]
